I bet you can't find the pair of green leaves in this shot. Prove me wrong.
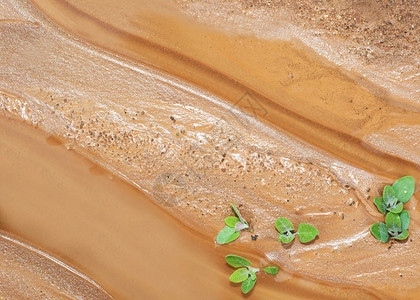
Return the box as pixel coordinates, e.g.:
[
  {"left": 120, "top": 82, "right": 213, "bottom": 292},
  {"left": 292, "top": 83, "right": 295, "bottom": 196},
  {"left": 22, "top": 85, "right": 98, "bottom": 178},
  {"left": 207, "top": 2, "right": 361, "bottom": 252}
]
[
  {"left": 226, "top": 255, "right": 279, "bottom": 294},
  {"left": 371, "top": 211, "right": 410, "bottom": 243},
  {"left": 373, "top": 176, "right": 414, "bottom": 214},
  {"left": 216, "top": 203, "right": 249, "bottom": 244},
  {"left": 275, "top": 218, "right": 319, "bottom": 243},
  {"left": 371, "top": 176, "right": 415, "bottom": 243}
]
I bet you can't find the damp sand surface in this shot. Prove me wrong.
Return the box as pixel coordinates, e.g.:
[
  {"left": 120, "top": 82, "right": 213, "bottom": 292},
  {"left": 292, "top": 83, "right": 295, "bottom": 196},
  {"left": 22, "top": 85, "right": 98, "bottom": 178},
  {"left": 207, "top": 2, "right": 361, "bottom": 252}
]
[
  {"left": 29, "top": 0, "right": 420, "bottom": 177},
  {"left": 0, "top": 0, "right": 420, "bottom": 299},
  {"left": 0, "top": 115, "right": 229, "bottom": 300},
  {"left": 0, "top": 115, "right": 382, "bottom": 299},
  {"left": 0, "top": 231, "right": 112, "bottom": 299}
]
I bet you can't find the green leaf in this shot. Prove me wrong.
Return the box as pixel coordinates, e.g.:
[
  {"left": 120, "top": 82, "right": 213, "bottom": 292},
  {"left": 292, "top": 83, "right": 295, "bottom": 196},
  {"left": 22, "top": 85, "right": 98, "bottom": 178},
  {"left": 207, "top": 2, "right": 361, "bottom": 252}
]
[
  {"left": 297, "top": 223, "right": 319, "bottom": 243},
  {"left": 393, "top": 230, "right": 409, "bottom": 240},
  {"left": 263, "top": 267, "right": 279, "bottom": 275},
  {"left": 400, "top": 210, "right": 410, "bottom": 232},
  {"left": 388, "top": 202, "right": 403, "bottom": 214},
  {"left": 230, "top": 203, "right": 248, "bottom": 225},
  {"left": 392, "top": 176, "right": 415, "bottom": 203},
  {"left": 383, "top": 186, "right": 398, "bottom": 207},
  {"left": 374, "top": 197, "right": 387, "bottom": 215},
  {"left": 385, "top": 212, "right": 401, "bottom": 235},
  {"left": 249, "top": 270, "right": 257, "bottom": 281},
  {"left": 217, "top": 226, "right": 240, "bottom": 244},
  {"left": 278, "top": 233, "right": 295, "bottom": 243},
  {"left": 229, "top": 267, "right": 249, "bottom": 283},
  {"left": 275, "top": 217, "right": 294, "bottom": 233},
  {"left": 225, "top": 255, "right": 251, "bottom": 268},
  {"left": 370, "top": 223, "right": 389, "bottom": 243},
  {"left": 235, "top": 222, "right": 249, "bottom": 232},
  {"left": 241, "top": 276, "right": 256, "bottom": 294},
  {"left": 225, "top": 216, "right": 240, "bottom": 228}
]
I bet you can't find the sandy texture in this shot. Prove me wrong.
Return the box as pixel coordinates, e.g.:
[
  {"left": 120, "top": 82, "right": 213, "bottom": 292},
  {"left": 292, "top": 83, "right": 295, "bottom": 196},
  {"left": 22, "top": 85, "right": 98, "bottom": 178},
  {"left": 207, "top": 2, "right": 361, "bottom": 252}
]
[
  {"left": 0, "top": 115, "right": 378, "bottom": 300},
  {"left": 0, "top": 0, "right": 419, "bottom": 298},
  {"left": 241, "top": 0, "right": 419, "bottom": 63},
  {"left": 177, "top": 0, "right": 419, "bottom": 102},
  {"left": 0, "top": 231, "right": 111, "bottom": 299}
]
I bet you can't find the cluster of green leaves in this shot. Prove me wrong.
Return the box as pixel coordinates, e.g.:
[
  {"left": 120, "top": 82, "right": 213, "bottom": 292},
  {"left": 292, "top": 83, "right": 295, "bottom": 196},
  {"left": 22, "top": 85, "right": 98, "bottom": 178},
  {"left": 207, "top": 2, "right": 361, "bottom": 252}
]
[
  {"left": 275, "top": 217, "right": 319, "bottom": 243},
  {"left": 216, "top": 203, "right": 249, "bottom": 244},
  {"left": 226, "top": 254, "right": 279, "bottom": 294},
  {"left": 371, "top": 211, "right": 410, "bottom": 243},
  {"left": 373, "top": 176, "right": 415, "bottom": 214},
  {"left": 371, "top": 176, "right": 415, "bottom": 243}
]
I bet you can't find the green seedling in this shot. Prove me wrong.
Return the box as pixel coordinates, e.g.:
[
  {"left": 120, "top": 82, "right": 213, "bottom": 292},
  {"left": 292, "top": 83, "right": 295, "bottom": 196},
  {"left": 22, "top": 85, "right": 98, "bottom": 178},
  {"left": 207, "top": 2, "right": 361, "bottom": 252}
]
[
  {"left": 225, "top": 254, "right": 279, "bottom": 294},
  {"left": 371, "top": 210, "right": 410, "bottom": 242},
  {"left": 216, "top": 203, "right": 249, "bottom": 244},
  {"left": 275, "top": 217, "right": 319, "bottom": 244},
  {"left": 374, "top": 176, "right": 415, "bottom": 214},
  {"left": 371, "top": 176, "right": 415, "bottom": 243}
]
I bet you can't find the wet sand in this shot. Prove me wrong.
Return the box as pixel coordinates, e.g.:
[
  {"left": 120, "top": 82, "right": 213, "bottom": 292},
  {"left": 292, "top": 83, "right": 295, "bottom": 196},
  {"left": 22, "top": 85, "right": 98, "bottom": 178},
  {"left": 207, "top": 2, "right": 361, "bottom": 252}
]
[
  {"left": 0, "top": 115, "right": 229, "bottom": 299},
  {"left": 0, "top": 231, "right": 112, "bottom": 299},
  {"left": 0, "top": 115, "right": 381, "bottom": 299},
  {"left": 0, "top": 0, "right": 419, "bottom": 299},
  {"left": 29, "top": 0, "right": 420, "bottom": 179}
]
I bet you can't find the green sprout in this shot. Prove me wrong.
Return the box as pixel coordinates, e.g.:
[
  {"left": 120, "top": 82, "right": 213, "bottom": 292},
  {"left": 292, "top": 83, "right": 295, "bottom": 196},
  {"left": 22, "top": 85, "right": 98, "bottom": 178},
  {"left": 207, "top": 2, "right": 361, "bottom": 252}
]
[
  {"left": 371, "top": 211, "right": 410, "bottom": 243},
  {"left": 225, "top": 254, "right": 279, "bottom": 294},
  {"left": 374, "top": 176, "right": 415, "bottom": 214},
  {"left": 371, "top": 176, "right": 415, "bottom": 243},
  {"left": 275, "top": 217, "right": 319, "bottom": 244},
  {"left": 216, "top": 203, "right": 249, "bottom": 244}
]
